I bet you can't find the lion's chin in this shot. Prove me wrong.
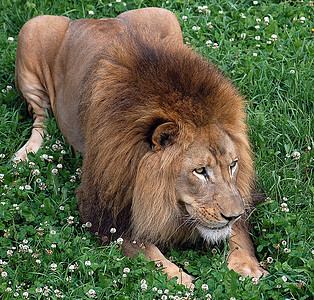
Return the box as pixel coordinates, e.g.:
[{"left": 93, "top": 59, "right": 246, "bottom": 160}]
[{"left": 197, "top": 224, "right": 232, "bottom": 244}]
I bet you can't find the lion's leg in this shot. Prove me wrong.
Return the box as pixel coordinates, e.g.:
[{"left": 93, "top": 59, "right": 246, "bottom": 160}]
[
  {"left": 227, "top": 221, "right": 268, "bottom": 278},
  {"left": 14, "top": 73, "right": 51, "bottom": 161},
  {"left": 13, "top": 16, "right": 66, "bottom": 161},
  {"left": 122, "top": 240, "right": 194, "bottom": 288}
]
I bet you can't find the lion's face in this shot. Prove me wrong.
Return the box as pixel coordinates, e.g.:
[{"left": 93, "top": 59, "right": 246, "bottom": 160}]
[{"left": 175, "top": 127, "right": 244, "bottom": 243}]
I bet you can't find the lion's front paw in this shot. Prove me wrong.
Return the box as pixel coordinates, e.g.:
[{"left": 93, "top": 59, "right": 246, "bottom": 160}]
[
  {"left": 163, "top": 262, "right": 194, "bottom": 289},
  {"left": 227, "top": 254, "right": 268, "bottom": 278}
]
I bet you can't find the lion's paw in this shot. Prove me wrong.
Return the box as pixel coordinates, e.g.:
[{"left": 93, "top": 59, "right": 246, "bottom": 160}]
[
  {"left": 228, "top": 254, "right": 268, "bottom": 279},
  {"left": 164, "top": 263, "right": 194, "bottom": 289}
]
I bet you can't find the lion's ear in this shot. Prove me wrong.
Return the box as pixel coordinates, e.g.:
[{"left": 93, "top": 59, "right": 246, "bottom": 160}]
[{"left": 152, "top": 122, "right": 178, "bottom": 151}]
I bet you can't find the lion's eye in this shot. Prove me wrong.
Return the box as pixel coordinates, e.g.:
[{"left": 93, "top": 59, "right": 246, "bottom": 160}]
[
  {"left": 193, "top": 167, "right": 209, "bottom": 180},
  {"left": 195, "top": 167, "right": 205, "bottom": 174},
  {"left": 229, "top": 159, "right": 238, "bottom": 176}
]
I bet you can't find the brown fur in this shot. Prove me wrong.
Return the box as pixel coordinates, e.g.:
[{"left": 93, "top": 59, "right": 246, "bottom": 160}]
[{"left": 77, "top": 32, "right": 253, "bottom": 244}]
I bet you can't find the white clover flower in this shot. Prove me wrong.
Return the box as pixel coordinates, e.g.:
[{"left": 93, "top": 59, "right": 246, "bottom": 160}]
[
  {"left": 207, "top": 22, "right": 213, "bottom": 28},
  {"left": 123, "top": 267, "right": 130, "bottom": 273},
  {"left": 255, "top": 36, "right": 261, "bottom": 40},
  {"left": 7, "top": 250, "right": 13, "bottom": 257},
  {"left": 206, "top": 40, "right": 212, "bottom": 46},
  {"left": 0, "top": 154, "right": 5, "bottom": 158},
  {"left": 8, "top": 37, "right": 14, "bottom": 42},
  {"left": 33, "top": 169, "right": 40, "bottom": 176},
  {"left": 88, "top": 10, "right": 94, "bottom": 16},
  {"left": 110, "top": 227, "right": 117, "bottom": 233},
  {"left": 252, "top": 277, "right": 259, "bottom": 284},
  {"left": 240, "top": 13, "right": 246, "bottom": 18},
  {"left": 253, "top": 53, "right": 258, "bottom": 57},
  {"left": 282, "top": 275, "right": 288, "bottom": 282},
  {"left": 141, "top": 283, "right": 148, "bottom": 291},
  {"left": 292, "top": 151, "right": 301, "bottom": 160},
  {"left": 25, "top": 185, "right": 31, "bottom": 190},
  {"left": 22, "top": 292, "right": 29, "bottom": 298},
  {"left": 122, "top": 273, "right": 127, "bottom": 278},
  {"left": 266, "top": 257, "right": 274, "bottom": 264},
  {"left": 253, "top": 1, "right": 258, "bottom": 4},
  {"left": 67, "top": 216, "right": 74, "bottom": 224},
  {"left": 85, "top": 221, "right": 92, "bottom": 228},
  {"left": 59, "top": 206, "right": 64, "bottom": 211},
  {"left": 239, "top": 276, "right": 245, "bottom": 281},
  {"left": 284, "top": 248, "right": 291, "bottom": 253},
  {"left": 51, "top": 263, "right": 57, "bottom": 271},
  {"left": 201, "top": 284, "right": 209, "bottom": 291},
  {"left": 13, "top": 157, "right": 21, "bottom": 164},
  {"left": 56, "top": 164, "right": 62, "bottom": 169},
  {"left": 35, "top": 287, "right": 42, "bottom": 293},
  {"left": 256, "top": 18, "right": 261, "bottom": 23},
  {"left": 69, "top": 265, "right": 75, "bottom": 272},
  {"left": 241, "top": 33, "right": 246, "bottom": 39},
  {"left": 152, "top": 287, "right": 157, "bottom": 292},
  {"left": 230, "top": 38, "right": 235, "bottom": 42},
  {"left": 76, "top": 168, "right": 82, "bottom": 175},
  {"left": 51, "top": 169, "right": 58, "bottom": 175},
  {"left": 36, "top": 259, "right": 41, "bottom": 264},
  {"left": 289, "top": 70, "right": 295, "bottom": 74},
  {"left": 86, "top": 289, "right": 96, "bottom": 298},
  {"left": 117, "top": 237, "right": 123, "bottom": 245},
  {"left": 50, "top": 230, "right": 56, "bottom": 235},
  {"left": 219, "top": 10, "right": 223, "bottom": 14},
  {"left": 85, "top": 260, "right": 92, "bottom": 266},
  {"left": 300, "top": 16, "right": 306, "bottom": 23},
  {"left": 1, "top": 271, "right": 8, "bottom": 278},
  {"left": 192, "top": 26, "right": 200, "bottom": 31},
  {"left": 206, "top": 294, "right": 212, "bottom": 299},
  {"left": 255, "top": 25, "right": 260, "bottom": 29},
  {"left": 51, "top": 243, "right": 56, "bottom": 248},
  {"left": 29, "top": 162, "right": 35, "bottom": 168},
  {"left": 52, "top": 144, "right": 58, "bottom": 151},
  {"left": 161, "top": 295, "right": 167, "bottom": 300}
]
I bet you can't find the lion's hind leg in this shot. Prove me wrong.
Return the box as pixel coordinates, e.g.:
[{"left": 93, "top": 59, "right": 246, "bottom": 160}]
[
  {"left": 14, "top": 16, "right": 68, "bottom": 160},
  {"left": 14, "top": 77, "right": 51, "bottom": 161}
]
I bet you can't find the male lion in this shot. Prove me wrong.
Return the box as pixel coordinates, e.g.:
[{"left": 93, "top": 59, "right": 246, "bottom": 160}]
[{"left": 15, "top": 7, "right": 267, "bottom": 287}]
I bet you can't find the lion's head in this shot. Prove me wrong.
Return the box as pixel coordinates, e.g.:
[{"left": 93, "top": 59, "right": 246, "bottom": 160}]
[{"left": 77, "top": 32, "right": 253, "bottom": 246}]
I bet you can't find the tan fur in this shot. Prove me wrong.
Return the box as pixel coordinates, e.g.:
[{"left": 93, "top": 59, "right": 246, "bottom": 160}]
[{"left": 15, "top": 8, "right": 267, "bottom": 287}]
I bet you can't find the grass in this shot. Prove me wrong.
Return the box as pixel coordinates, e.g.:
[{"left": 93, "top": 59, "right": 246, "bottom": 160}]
[{"left": 0, "top": 0, "right": 313, "bottom": 299}]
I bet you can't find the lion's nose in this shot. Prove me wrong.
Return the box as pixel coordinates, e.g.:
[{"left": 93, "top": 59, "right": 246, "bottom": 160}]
[{"left": 221, "top": 212, "right": 243, "bottom": 223}]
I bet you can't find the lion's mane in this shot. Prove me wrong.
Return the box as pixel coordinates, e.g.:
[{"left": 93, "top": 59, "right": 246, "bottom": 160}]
[{"left": 77, "top": 33, "right": 253, "bottom": 245}]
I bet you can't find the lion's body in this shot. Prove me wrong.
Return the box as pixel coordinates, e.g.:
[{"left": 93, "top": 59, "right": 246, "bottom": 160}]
[{"left": 15, "top": 8, "right": 267, "bottom": 286}]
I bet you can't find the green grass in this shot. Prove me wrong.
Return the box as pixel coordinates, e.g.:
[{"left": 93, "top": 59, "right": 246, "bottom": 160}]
[{"left": 0, "top": 0, "right": 313, "bottom": 299}]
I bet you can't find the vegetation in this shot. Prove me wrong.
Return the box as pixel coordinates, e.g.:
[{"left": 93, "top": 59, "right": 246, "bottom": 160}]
[{"left": 0, "top": 0, "right": 313, "bottom": 299}]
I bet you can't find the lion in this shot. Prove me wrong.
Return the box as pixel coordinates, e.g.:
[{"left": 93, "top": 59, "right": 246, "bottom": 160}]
[{"left": 15, "top": 7, "right": 267, "bottom": 287}]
